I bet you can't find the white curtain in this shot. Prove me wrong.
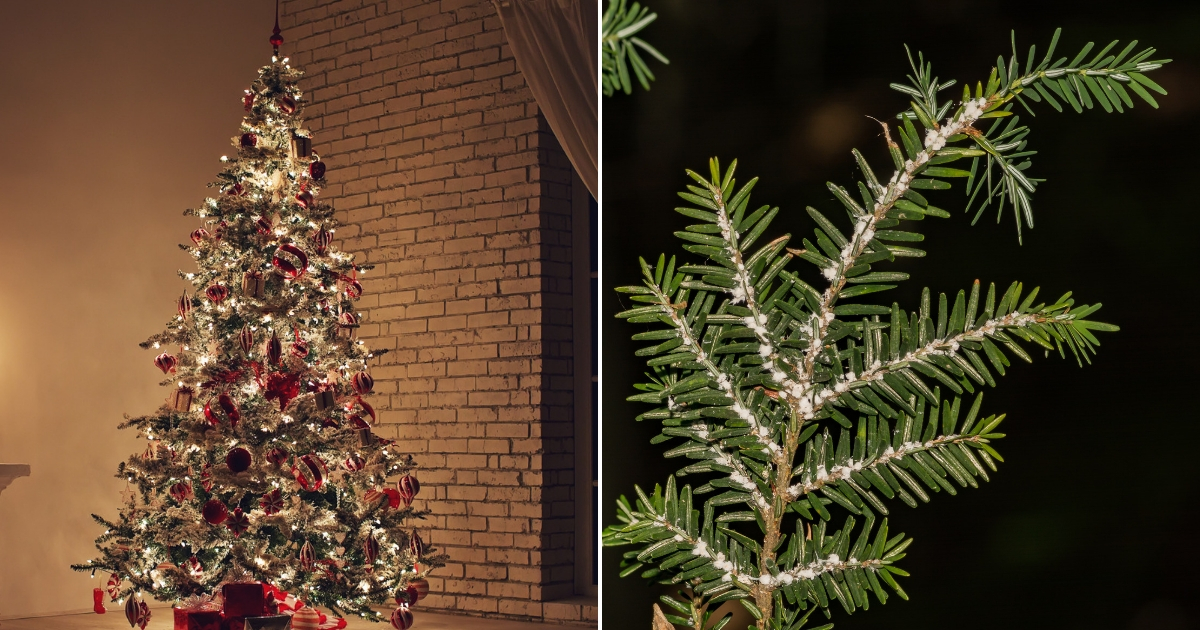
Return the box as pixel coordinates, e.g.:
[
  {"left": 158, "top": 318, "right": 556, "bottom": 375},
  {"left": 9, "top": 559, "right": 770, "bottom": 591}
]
[{"left": 493, "top": 0, "right": 598, "bottom": 198}]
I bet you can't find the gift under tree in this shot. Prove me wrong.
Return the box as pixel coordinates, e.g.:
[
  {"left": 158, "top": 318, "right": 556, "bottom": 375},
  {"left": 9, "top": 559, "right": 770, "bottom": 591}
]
[{"left": 72, "top": 24, "right": 441, "bottom": 630}]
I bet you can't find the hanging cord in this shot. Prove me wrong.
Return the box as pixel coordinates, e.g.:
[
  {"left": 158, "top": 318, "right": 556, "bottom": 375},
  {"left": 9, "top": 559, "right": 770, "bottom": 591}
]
[{"left": 270, "top": 0, "right": 284, "bottom": 54}]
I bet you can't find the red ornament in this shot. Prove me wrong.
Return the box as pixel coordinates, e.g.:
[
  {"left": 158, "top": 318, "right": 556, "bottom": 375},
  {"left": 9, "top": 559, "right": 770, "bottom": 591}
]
[
  {"left": 363, "top": 488, "right": 386, "bottom": 506},
  {"left": 407, "top": 578, "right": 429, "bottom": 603},
  {"left": 225, "top": 447, "right": 252, "bottom": 473},
  {"left": 290, "top": 331, "right": 309, "bottom": 359},
  {"left": 154, "top": 353, "right": 177, "bottom": 374},
  {"left": 343, "top": 454, "right": 365, "bottom": 472},
  {"left": 308, "top": 161, "right": 326, "bottom": 179},
  {"left": 106, "top": 572, "right": 121, "bottom": 599},
  {"left": 243, "top": 91, "right": 254, "bottom": 112},
  {"left": 351, "top": 371, "right": 374, "bottom": 395},
  {"left": 137, "top": 602, "right": 151, "bottom": 630},
  {"left": 92, "top": 587, "right": 106, "bottom": 614},
  {"left": 266, "top": 332, "right": 283, "bottom": 364},
  {"left": 238, "top": 324, "right": 254, "bottom": 355},
  {"left": 260, "top": 488, "right": 284, "bottom": 515},
  {"left": 255, "top": 216, "right": 273, "bottom": 236},
  {"left": 277, "top": 95, "right": 297, "bottom": 114},
  {"left": 240, "top": 132, "right": 257, "bottom": 148},
  {"left": 409, "top": 531, "right": 424, "bottom": 559},
  {"left": 226, "top": 183, "right": 246, "bottom": 197},
  {"left": 362, "top": 533, "right": 380, "bottom": 566},
  {"left": 266, "top": 446, "right": 289, "bottom": 467},
  {"left": 190, "top": 228, "right": 210, "bottom": 244},
  {"left": 398, "top": 475, "right": 420, "bottom": 507},
  {"left": 311, "top": 229, "right": 332, "bottom": 256},
  {"left": 341, "top": 275, "right": 363, "bottom": 300},
  {"left": 382, "top": 488, "right": 402, "bottom": 509},
  {"left": 183, "top": 556, "right": 203, "bottom": 577},
  {"left": 203, "top": 393, "right": 240, "bottom": 427},
  {"left": 200, "top": 463, "right": 213, "bottom": 492},
  {"left": 294, "top": 190, "right": 314, "bottom": 208},
  {"left": 168, "top": 481, "right": 192, "bottom": 502},
  {"left": 178, "top": 292, "right": 193, "bottom": 318},
  {"left": 293, "top": 454, "right": 327, "bottom": 492},
  {"left": 271, "top": 243, "right": 309, "bottom": 280},
  {"left": 389, "top": 607, "right": 413, "bottom": 630},
  {"left": 205, "top": 284, "right": 229, "bottom": 303},
  {"left": 346, "top": 396, "right": 376, "bottom": 426},
  {"left": 225, "top": 507, "right": 250, "bottom": 537},
  {"left": 201, "top": 499, "right": 228, "bottom": 525},
  {"left": 300, "top": 540, "right": 316, "bottom": 571},
  {"left": 124, "top": 597, "right": 140, "bottom": 627}
]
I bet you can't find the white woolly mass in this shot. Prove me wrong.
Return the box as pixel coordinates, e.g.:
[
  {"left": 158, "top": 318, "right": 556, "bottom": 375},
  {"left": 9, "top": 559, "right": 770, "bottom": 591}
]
[{"left": 692, "top": 541, "right": 708, "bottom": 557}]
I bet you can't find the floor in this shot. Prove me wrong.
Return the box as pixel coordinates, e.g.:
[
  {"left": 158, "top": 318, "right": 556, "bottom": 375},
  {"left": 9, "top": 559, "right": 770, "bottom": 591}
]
[{"left": 0, "top": 608, "right": 553, "bottom": 629}]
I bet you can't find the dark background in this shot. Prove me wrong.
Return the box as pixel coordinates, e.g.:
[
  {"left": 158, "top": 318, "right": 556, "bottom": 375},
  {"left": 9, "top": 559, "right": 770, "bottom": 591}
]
[{"left": 601, "top": 1, "right": 1200, "bottom": 628}]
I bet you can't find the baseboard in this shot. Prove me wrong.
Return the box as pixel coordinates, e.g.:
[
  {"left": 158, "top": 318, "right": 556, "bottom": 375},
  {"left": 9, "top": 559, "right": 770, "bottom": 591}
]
[{"left": 0, "top": 602, "right": 172, "bottom": 621}]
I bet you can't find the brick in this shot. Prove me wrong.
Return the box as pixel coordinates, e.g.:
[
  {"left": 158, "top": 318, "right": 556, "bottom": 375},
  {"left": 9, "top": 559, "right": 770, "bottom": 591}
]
[{"left": 283, "top": 0, "right": 585, "bottom": 624}]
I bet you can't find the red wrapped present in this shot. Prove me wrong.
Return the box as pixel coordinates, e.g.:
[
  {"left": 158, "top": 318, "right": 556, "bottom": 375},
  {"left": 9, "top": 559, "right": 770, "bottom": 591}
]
[
  {"left": 221, "top": 582, "right": 265, "bottom": 618},
  {"left": 174, "top": 609, "right": 221, "bottom": 630}
]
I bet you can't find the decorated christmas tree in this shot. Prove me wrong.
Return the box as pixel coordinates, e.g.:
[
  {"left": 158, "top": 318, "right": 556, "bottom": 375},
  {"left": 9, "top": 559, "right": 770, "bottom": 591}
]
[
  {"left": 604, "top": 30, "right": 1168, "bottom": 630},
  {"left": 72, "top": 27, "right": 441, "bottom": 630}
]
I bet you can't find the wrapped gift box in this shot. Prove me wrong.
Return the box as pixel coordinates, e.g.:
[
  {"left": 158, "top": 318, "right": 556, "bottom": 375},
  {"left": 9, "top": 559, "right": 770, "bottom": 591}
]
[
  {"left": 174, "top": 607, "right": 222, "bottom": 630},
  {"left": 221, "top": 583, "right": 265, "bottom": 618}
]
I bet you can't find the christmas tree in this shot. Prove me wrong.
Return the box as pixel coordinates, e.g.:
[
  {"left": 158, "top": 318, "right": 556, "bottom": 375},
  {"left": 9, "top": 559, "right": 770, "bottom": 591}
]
[
  {"left": 604, "top": 30, "right": 1168, "bottom": 630},
  {"left": 72, "top": 34, "right": 442, "bottom": 629}
]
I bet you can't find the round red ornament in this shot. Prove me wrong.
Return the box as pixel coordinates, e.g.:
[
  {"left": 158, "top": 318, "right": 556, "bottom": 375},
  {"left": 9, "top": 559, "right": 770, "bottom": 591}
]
[
  {"left": 382, "top": 488, "right": 402, "bottom": 509},
  {"left": 311, "top": 229, "right": 333, "bottom": 256},
  {"left": 398, "top": 474, "right": 420, "bottom": 507},
  {"left": 277, "top": 95, "right": 297, "bottom": 114},
  {"left": 407, "top": 578, "right": 429, "bottom": 603},
  {"left": 295, "top": 190, "right": 314, "bottom": 208},
  {"left": 154, "top": 353, "right": 177, "bottom": 374},
  {"left": 240, "top": 132, "right": 257, "bottom": 148},
  {"left": 293, "top": 453, "right": 327, "bottom": 492},
  {"left": 266, "top": 332, "right": 283, "bottom": 364},
  {"left": 351, "top": 371, "right": 374, "bottom": 395},
  {"left": 271, "top": 243, "right": 309, "bottom": 280},
  {"left": 168, "top": 481, "right": 192, "bottom": 503},
  {"left": 226, "top": 507, "right": 250, "bottom": 537},
  {"left": 255, "top": 216, "right": 273, "bottom": 236},
  {"left": 205, "top": 284, "right": 229, "bottom": 303},
  {"left": 238, "top": 325, "right": 254, "bottom": 355},
  {"left": 260, "top": 488, "right": 284, "bottom": 514},
  {"left": 201, "top": 499, "right": 228, "bottom": 525},
  {"left": 266, "top": 446, "right": 289, "bottom": 467},
  {"left": 308, "top": 160, "right": 326, "bottom": 179},
  {"left": 389, "top": 607, "right": 413, "bottom": 630},
  {"left": 225, "top": 447, "right": 252, "bottom": 473},
  {"left": 190, "top": 228, "right": 210, "bottom": 244},
  {"left": 343, "top": 454, "right": 365, "bottom": 472},
  {"left": 243, "top": 91, "right": 254, "bottom": 112},
  {"left": 226, "top": 183, "right": 246, "bottom": 197},
  {"left": 178, "top": 292, "right": 193, "bottom": 318}
]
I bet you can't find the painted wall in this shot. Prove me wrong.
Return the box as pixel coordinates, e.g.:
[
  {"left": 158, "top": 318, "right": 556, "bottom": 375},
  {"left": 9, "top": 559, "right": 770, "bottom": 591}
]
[{"left": 0, "top": 2, "right": 280, "bottom": 618}]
